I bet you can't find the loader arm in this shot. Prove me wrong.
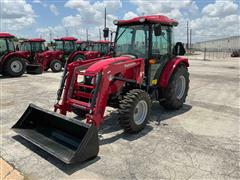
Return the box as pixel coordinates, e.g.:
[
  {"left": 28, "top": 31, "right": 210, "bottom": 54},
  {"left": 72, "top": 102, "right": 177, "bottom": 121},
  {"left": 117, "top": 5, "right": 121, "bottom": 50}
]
[{"left": 57, "top": 57, "right": 144, "bottom": 127}]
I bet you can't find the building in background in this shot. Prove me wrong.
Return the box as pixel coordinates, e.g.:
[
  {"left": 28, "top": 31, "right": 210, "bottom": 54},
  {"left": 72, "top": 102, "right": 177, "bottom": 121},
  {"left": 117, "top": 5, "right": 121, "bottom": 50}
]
[{"left": 193, "top": 36, "right": 240, "bottom": 52}]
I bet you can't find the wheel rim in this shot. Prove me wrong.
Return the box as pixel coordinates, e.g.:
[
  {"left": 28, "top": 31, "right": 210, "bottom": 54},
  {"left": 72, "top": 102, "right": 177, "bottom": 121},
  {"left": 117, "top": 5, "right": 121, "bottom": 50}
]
[
  {"left": 54, "top": 62, "right": 61, "bottom": 71},
  {"left": 133, "top": 100, "right": 148, "bottom": 125},
  {"left": 11, "top": 60, "right": 23, "bottom": 73},
  {"left": 175, "top": 75, "right": 186, "bottom": 100}
]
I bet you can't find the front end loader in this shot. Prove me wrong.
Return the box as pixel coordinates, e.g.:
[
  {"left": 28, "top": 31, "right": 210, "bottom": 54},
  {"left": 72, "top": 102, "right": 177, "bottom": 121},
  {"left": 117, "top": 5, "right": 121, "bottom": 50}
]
[{"left": 12, "top": 15, "right": 189, "bottom": 164}]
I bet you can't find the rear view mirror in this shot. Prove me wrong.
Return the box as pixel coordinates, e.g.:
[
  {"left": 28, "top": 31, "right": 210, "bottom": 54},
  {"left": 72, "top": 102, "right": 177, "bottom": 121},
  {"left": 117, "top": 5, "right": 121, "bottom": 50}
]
[
  {"left": 154, "top": 24, "right": 162, "bottom": 36},
  {"left": 103, "top": 27, "right": 109, "bottom": 38},
  {"left": 173, "top": 42, "right": 186, "bottom": 56}
]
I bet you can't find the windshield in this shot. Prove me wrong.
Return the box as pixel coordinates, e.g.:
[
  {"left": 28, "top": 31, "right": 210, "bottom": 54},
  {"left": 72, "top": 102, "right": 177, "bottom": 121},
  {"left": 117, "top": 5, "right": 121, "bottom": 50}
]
[
  {"left": 77, "top": 42, "right": 88, "bottom": 51},
  {"left": 20, "top": 42, "right": 31, "bottom": 51},
  {"left": 32, "top": 42, "right": 45, "bottom": 52},
  {"left": 115, "top": 25, "right": 149, "bottom": 58},
  {"left": 55, "top": 40, "right": 63, "bottom": 50}
]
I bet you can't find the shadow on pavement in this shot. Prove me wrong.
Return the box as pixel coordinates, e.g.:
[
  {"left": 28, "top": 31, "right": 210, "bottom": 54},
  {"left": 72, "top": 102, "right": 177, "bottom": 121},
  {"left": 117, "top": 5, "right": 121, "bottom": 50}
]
[
  {"left": 13, "top": 135, "right": 100, "bottom": 175},
  {"left": 12, "top": 102, "right": 192, "bottom": 175}
]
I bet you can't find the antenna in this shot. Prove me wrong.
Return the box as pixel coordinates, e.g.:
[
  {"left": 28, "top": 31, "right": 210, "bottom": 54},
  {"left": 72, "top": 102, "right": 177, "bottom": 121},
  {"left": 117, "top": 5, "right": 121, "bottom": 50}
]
[
  {"left": 99, "top": 29, "right": 101, "bottom": 41},
  {"left": 86, "top": 29, "right": 89, "bottom": 41}
]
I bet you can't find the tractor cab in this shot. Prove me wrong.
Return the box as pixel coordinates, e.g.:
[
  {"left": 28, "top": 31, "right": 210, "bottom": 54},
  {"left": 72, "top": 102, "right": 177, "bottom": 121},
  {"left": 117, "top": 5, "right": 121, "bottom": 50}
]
[
  {"left": 104, "top": 15, "right": 186, "bottom": 86},
  {"left": 0, "top": 33, "right": 26, "bottom": 77},
  {"left": 76, "top": 40, "right": 90, "bottom": 51},
  {"left": 0, "top": 33, "right": 15, "bottom": 60},
  {"left": 54, "top": 37, "right": 77, "bottom": 55},
  {"left": 91, "top": 40, "right": 111, "bottom": 55},
  {"left": 20, "top": 38, "right": 46, "bottom": 53}
]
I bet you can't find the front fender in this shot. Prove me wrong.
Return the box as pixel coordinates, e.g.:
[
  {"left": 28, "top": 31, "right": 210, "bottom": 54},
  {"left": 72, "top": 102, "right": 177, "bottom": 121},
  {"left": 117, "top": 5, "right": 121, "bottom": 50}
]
[
  {"left": 159, "top": 56, "right": 189, "bottom": 88},
  {"left": 1, "top": 52, "right": 30, "bottom": 65}
]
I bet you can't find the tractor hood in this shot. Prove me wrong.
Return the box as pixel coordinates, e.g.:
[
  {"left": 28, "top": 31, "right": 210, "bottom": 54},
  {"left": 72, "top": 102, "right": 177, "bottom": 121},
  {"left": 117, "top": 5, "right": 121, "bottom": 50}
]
[
  {"left": 39, "top": 50, "right": 63, "bottom": 59},
  {"left": 85, "top": 56, "right": 133, "bottom": 73}
]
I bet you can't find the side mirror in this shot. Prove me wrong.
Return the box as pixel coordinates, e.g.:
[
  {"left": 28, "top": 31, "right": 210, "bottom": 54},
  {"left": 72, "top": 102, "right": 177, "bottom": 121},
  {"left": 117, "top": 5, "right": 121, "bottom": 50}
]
[
  {"left": 103, "top": 27, "right": 109, "bottom": 38},
  {"left": 154, "top": 24, "right": 162, "bottom": 36},
  {"left": 45, "top": 46, "right": 49, "bottom": 51},
  {"left": 173, "top": 42, "right": 186, "bottom": 56}
]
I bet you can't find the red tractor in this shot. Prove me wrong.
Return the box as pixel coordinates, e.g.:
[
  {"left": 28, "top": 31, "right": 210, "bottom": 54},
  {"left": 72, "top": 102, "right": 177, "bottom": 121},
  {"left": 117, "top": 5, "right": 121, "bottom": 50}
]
[
  {"left": 19, "top": 38, "right": 63, "bottom": 73},
  {"left": 13, "top": 15, "right": 189, "bottom": 164},
  {"left": 54, "top": 37, "right": 102, "bottom": 63},
  {"left": 0, "top": 33, "right": 26, "bottom": 77}
]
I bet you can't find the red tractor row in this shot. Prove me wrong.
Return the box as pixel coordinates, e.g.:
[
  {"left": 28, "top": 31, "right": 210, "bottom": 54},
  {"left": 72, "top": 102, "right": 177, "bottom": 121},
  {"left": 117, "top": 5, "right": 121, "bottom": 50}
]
[
  {"left": 13, "top": 15, "right": 190, "bottom": 164},
  {"left": 0, "top": 34, "right": 112, "bottom": 77}
]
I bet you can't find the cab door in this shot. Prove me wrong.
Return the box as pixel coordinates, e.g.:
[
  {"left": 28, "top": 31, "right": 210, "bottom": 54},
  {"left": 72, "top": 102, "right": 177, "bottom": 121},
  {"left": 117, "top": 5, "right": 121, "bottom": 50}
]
[{"left": 149, "top": 25, "right": 172, "bottom": 86}]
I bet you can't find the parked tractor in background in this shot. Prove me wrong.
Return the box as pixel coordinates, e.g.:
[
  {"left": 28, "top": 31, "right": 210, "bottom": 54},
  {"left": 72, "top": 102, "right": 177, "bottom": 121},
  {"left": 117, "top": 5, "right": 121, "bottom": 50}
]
[
  {"left": 13, "top": 15, "right": 189, "bottom": 164},
  {"left": 19, "top": 38, "right": 63, "bottom": 73},
  {"left": 91, "top": 40, "right": 112, "bottom": 56},
  {"left": 54, "top": 37, "right": 102, "bottom": 63},
  {"left": 0, "top": 33, "right": 26, "bottom": 77}
]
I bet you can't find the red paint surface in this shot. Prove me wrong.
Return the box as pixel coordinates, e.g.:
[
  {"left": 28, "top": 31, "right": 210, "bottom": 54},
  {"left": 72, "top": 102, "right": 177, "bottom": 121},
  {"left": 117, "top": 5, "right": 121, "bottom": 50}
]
[
  {"left": 117, "top": 15, "right": 178, "bottom": 26},
  {"left": 159, "top": 56, "right": 189, "bottom": 88}
]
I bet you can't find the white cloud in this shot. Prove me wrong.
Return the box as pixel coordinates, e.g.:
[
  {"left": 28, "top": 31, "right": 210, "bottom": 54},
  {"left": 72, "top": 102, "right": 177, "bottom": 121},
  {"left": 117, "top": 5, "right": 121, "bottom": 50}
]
[
  {"left": 202, "top": 0, "right": 238, "bottom": 17},
  {"left": 33, "top": 0, "right": 42, "bottom": 3},
  {"left": 49, "top": 4, "right": 59, "bottom": 16},
  {"left": 63, "top": 0, "right": 122, "bottom": 40},
  {"left": 123, "top": 11, "right": 138, "bottom": 20},
  {"left": 1, "top": 0, "right": 36, "bottom": 31}
]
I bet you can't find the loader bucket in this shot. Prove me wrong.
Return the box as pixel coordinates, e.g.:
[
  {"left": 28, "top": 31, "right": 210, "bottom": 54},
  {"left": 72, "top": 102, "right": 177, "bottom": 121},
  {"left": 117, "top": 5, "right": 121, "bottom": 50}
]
[
  {"left": 12, "top": 104, "right": 99, "bottom": 164},
  {"left": 26, "top": 64, "right": 43, "bottom": 74}
]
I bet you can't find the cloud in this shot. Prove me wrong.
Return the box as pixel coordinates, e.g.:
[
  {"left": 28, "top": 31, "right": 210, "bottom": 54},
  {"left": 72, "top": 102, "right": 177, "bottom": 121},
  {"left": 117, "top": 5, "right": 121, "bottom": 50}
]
[
  {"left": 123, "top": 11, "right": 138, "bottom": 20},
  {"left": 49, "top": 4, "right": 59, "bottom": 16},
  {"left": 1, "top": 0, "right": 36, "bottom": 31},
  {"left": 33, "top": 0, "right": 42, "bottom": 3},
  {"left": 202, "top": 0, "right": 238, "bottom": 17}
]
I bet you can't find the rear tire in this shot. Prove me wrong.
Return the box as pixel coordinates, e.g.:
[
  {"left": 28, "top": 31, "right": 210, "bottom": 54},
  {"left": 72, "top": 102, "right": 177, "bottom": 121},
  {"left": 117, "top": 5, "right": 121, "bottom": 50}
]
[
  {"left": 50, "top": 60, "right": 62, "bottom": 72},
  {"left": 160, "top": 65, "right": 189, "bottom": 109},
  {"left": 3, "top": 57, "right": 26, "bottom": 77},
  {"left": 119, "top": 89, "right": 151, "bottom": 133}
]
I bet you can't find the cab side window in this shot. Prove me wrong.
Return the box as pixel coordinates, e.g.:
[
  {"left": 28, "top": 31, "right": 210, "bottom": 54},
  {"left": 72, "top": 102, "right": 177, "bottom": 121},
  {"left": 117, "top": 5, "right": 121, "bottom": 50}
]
[
  {"left": 152, "top": 25, "right": 170, "bottom": 58},
  {"left": 64, "top": 41, "right": 76, "bottom": 53},
  {"left": 0, "top": 39, "right": 7, "bottom": 54}
]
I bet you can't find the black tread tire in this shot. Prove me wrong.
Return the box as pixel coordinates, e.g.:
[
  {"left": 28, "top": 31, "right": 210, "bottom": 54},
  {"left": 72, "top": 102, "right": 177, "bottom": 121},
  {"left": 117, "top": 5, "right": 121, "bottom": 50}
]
[
  {"left": 160, "top": 65, "right": 189, "bottom": 109},
  {"left": 119, "top": 89, "right": 151, "bottom": 133},
  {"left": 3, "top": 57, "right": 26, "bottom": 77},
  {"left": 73, "top": 54, "right": 85, "bottom": 61},
  {"left": 72, "top": 107, "right": 88, "bottom": 118},
  {"left": 50, "top": 60, "right": 62, "bottom": 72}
]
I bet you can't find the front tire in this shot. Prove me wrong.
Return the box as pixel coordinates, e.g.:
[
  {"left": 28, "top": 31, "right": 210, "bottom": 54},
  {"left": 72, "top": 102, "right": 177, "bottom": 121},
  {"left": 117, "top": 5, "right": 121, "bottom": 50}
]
[
  {"left": 50, "top": 60, "right": 62, "bottom": 72},
  {"left": 160, "top": 65, "right": 189, "bottom": 109},
  {"left": 119, "top": 89, "right": 151, "bottom": 133},
  {"left": 73, "top": 54, "right": 85, "bottom": 61},
  {"left": 3, "top": 57, "right": 26, "bottom": 77}
]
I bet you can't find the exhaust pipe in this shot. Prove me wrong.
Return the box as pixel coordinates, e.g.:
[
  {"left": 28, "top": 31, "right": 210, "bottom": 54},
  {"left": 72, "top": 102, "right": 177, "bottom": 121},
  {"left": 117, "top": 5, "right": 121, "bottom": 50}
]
[{"left": 12, "top": 104, "right": 99, "bottom": 164}]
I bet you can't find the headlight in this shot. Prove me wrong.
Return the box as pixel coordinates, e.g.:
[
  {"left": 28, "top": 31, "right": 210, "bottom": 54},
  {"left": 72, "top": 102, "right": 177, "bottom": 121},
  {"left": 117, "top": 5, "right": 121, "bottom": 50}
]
[
  {"left": 139, "top": 17, "right": 145, "bottom": 23},
  {"left": 113, "top": 20, "right": 118, "bottom": 25}
]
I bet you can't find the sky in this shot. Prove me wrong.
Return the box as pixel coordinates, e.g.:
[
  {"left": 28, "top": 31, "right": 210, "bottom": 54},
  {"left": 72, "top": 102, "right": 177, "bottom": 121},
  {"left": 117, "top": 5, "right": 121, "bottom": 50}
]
[{"left": 0, "top": 0, "right": 239, "bottom": 43}]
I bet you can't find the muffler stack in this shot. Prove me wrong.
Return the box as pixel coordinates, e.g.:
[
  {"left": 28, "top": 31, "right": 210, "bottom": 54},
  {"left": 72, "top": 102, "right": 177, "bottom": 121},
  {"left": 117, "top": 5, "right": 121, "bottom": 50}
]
[{"left": 12, "top": 104, "right": 99, "bottom": 164}]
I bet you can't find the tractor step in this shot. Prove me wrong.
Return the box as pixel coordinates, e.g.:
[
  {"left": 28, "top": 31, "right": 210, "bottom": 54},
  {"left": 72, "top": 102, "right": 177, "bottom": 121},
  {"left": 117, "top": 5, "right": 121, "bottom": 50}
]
[{"left": 12, "top": 104, "right": 99, "bottom": 164}]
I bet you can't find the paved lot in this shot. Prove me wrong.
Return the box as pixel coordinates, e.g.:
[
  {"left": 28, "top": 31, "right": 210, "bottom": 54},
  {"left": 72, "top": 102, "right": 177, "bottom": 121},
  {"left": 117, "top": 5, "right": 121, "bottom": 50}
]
[{"left": 0, "top": 55, "right": 239, "bottom": 179}]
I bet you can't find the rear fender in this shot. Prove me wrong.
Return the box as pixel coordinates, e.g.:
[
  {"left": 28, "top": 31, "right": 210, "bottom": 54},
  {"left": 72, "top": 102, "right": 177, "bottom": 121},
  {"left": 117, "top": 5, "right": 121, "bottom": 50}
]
[
  {"left": 159, "top": 56, "right": 189, "bottom": 88},
  {"left": 1, "top": 52, "right": 30, "bottom": 66},
  {"left": 68, "top": 51, "right": 84, "bottom": 63}
]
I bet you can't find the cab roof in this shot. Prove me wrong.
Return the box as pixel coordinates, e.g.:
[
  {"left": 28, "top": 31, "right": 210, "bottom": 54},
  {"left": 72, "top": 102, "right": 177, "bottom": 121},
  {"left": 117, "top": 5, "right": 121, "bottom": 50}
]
[
  {"left": 54, "top": 37, "right": 77, "bottom": 41},
  {"left": 116, "top": 15, "right": 178, "bottom": 26},
  {"left": 0, "top": 32, "right": 15, "bottom": 38},
  {"left": 25, "top": 38, "right": 45, "bottom": 42}
]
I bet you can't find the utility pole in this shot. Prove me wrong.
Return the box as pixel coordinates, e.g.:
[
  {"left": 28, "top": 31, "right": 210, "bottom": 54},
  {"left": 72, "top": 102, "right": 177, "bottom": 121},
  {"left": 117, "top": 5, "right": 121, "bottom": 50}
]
[
  {"left": 86, "top": 29, "right": 89, "bottom": 41},
  {"left": 104, "top": 8, "right": 107, "bottom": 40},
  {"left": 187, "top": 21, "right": 189, "bottom": 50},
  {"left": 190, "top": 29, "right": 192, "bottom": 50},
  {"left": 65, "top": 28, "right": 69, "bottom": 36}
]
